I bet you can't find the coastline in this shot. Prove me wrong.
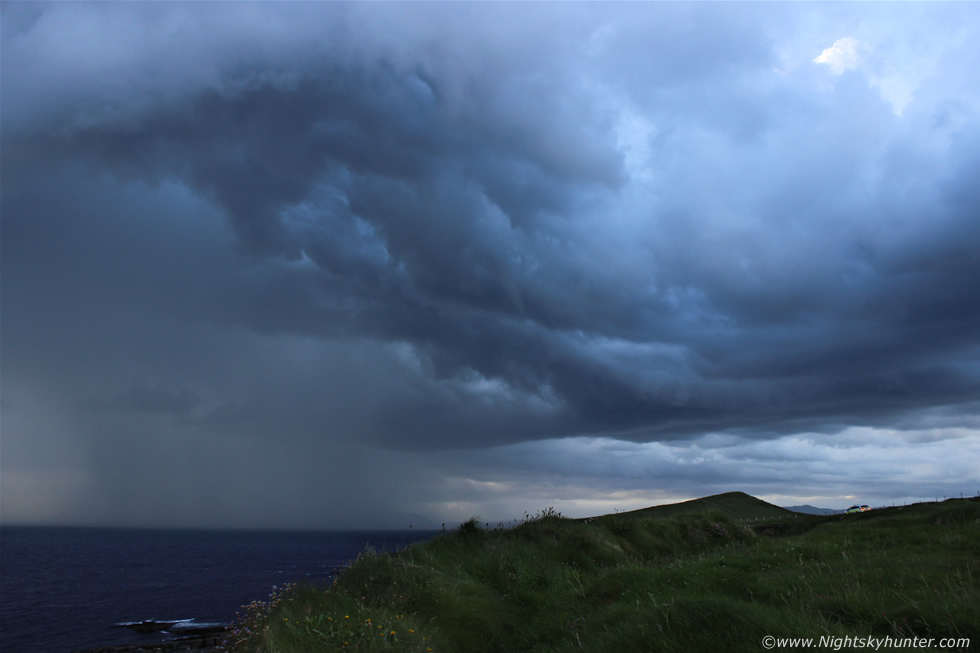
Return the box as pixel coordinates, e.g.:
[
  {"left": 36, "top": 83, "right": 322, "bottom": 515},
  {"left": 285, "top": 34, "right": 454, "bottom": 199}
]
[{"left": 72, "top": 627, "right": 227, "bottom": 653}]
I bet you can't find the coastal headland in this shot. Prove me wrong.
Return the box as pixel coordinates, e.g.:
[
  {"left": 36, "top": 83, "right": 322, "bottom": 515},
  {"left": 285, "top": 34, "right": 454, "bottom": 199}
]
[{"left": 223, "top": 492, "right": 978, "bottom": 652}]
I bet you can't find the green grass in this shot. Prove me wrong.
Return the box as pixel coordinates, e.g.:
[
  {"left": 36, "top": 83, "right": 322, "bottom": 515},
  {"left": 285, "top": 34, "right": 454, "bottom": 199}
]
[{"left": 223, "top": 496, "right": 978, "bottom": 653}]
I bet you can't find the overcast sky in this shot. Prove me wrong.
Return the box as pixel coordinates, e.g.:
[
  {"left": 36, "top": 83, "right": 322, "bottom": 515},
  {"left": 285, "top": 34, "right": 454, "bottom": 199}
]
[{"left": 3, "top": 2, "right": 979, "bottom": 530}]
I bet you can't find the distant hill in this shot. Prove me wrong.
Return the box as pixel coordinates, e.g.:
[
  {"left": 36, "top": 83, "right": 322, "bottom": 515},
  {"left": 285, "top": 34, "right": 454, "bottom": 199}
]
[
  {"left": 595, "top": 491, "right": 797, "bottom": 521},
  {"left": 784, "top": 504, "right": 842, "bottom": 516}
]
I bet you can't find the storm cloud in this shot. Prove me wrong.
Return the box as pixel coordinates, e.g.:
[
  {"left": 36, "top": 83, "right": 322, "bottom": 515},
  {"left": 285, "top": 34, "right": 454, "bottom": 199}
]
[{"left": 3, "top": 2, "right": 979, "bottom": 528}]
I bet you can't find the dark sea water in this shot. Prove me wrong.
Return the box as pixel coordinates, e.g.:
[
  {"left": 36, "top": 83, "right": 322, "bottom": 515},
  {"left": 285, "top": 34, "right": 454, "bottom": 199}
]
[{"left": 0, "top": 526, "right": 438, "bottom": 653}]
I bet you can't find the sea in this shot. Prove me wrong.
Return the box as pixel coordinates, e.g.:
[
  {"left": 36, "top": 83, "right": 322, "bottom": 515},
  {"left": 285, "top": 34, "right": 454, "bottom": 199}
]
[{"left": 0, "top": 526, "right": 439, "bottom": 653}]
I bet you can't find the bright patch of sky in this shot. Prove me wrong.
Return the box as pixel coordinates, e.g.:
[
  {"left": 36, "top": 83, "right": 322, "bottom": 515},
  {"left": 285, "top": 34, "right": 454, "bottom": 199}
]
[{"left": 813, "top": 30, "right": 955, "bottom": 115}]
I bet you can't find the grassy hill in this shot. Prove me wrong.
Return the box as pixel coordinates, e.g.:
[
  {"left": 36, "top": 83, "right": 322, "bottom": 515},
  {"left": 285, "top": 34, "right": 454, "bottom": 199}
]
[
  {"left": 224, "top": 495, "right": 978, "bottom": 653},
  {"left": 594, "top": 491, "right": 796, "bottom": 521}
]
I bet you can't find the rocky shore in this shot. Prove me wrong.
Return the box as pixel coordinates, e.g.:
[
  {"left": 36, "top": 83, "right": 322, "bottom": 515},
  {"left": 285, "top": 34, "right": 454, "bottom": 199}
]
[
  {"left": 72, "top": 638, "right": 224, "bottom": 653},
  {"left": 71, "top": 624, "right": 227, "bottom": 653},
  {"left": 72, "top": 638, "right": 223, "bottom": 653}
]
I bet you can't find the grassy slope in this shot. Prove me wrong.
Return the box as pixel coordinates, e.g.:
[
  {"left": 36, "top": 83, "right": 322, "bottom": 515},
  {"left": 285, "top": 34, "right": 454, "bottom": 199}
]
[
  {"left": 225, "top": 497, "right": 978, "bottom": 653},
  {"left": 597, "top": 491, "right": 797, "bottom": 521}
]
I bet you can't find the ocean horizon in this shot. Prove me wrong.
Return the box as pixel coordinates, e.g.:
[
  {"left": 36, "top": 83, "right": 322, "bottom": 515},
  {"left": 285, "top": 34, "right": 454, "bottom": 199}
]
[{"left": 0, "top": 525, "right": 438, "bottom": 653}]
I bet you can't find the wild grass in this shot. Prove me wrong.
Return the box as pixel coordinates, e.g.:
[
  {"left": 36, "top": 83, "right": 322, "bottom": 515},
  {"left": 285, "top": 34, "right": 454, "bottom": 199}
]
[{"left": 223, "top": 497, "right": 978, "bottom": 653}]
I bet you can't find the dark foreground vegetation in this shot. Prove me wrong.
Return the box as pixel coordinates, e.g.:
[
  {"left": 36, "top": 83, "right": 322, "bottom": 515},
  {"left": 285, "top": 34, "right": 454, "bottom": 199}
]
[{"left": 223, "top": 493, "right": 978, "bottom": 652}]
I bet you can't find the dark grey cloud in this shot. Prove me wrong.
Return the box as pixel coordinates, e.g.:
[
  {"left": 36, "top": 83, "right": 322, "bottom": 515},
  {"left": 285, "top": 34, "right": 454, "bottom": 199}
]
[
  {"left": 107, "top": 380, "right": 201, "bottom": 416},
  {"left": 2, "top": 2, "right": 979, "bottom": 527}
]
